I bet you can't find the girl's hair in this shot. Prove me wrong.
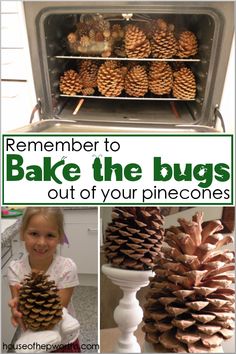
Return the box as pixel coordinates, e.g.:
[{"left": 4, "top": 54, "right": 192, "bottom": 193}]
[{"left": 20, "top": 207, "right": 65, "bottom": 242}]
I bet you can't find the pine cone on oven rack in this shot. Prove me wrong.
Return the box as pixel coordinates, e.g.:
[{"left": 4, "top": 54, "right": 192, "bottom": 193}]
[
  {"left": 149, "top": 62, "right": 173, "bottom": 95},
  {"left": 151, "top": 19, "right": 178, "bottom": 58},
  {"left": 111, "top": 24, "right": 125, "bottom": 40},
  {"left": 82, "top": 87, "right": 95, "bottom": 96},
  {"left": 142, "top": 212, "right": 235, "bottom": 353},
  {"left": 76, "top": 22, "right": 89, "bottom": 38},
  {"left": 172, "top": 67, "right": 196, "bottom": 99},
  {"left": 125, "top": 65, "right": 149, "bottom": 97},
  {"left": 79, "top": 35, "right": 91, "bottom": 48},
  {"left": 104, "top": 207, "right": 165, "bottom": 270},
  {"left": 78, "top": 60, "right": 98, "bottom": 89},
  {"left": 18, "top": 272, "right": 63, "bottom": 331},
  {"left": 59, "top": 70, "right": 82, "bottom": 96},
  {"left": 125, "top": 25, "right": 151, "bottom": 58},
  {"left": 177, "top": 31, "right": 198, "bottom": 58},
  {"left": 97, "top": 60, "right": 124, "bottom": 97}
]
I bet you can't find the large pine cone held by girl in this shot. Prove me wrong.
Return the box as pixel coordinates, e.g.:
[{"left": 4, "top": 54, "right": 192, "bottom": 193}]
[
  {"left": 143, "top": 212, "right": 235, "bottom": 352},
  {"left": 18, "top": 272, "right": 63, "bottom": 331},
  {"left": 104, "top": 207, "right": 164, "bottom": 270}
]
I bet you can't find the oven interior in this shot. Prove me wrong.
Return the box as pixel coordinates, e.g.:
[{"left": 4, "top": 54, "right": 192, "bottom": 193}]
[{"left": 39, "top": 10, "right": 219, "bottom": 127}]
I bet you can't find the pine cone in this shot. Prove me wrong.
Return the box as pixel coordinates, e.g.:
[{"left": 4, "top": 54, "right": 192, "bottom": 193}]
[
  {"left": 177, "top": 31, "right": 198, "bottom": 58},
  {"left": 80, "top": 35, "right": 90, "bottom": 47},
  {"left": 89, "top": 29, "right": 96, "bottom": 41},
  {"left": 76, "top": 21, "right": 90, "bottom": 38},
  {"left": 143, "top": 212, "right": 235, "bottom": 352},
  {"left": 18, "top": 272, "right": 63, "bottom": 331},
  {"left": 95, "top": 31, "right": 104, "bottom": 42},
  {"left": 67, "top": 32, "right": 78, "bottom": 44},
  {"left": 111, "top": 24, "right": 124, "bottom": 40},
  {"left": 104, "top": 207, "right": 165, "bottom": 270},
  {"left": 59, "top": 70, "right": 82, "bottom": 95},
  {"left": 82, "top": 87, "right": 95, "bottom": 95},
  {"left": 97, "top": 61, "right": 124, "bottom": 97},
  {"left": 79, "top": 60, "right": 98, "bottom": 88},
  {"left": 151, "top": 28, "right": 178, "bottom": 58},
  {"left": 149, "top": 62, "right": 173, "bottom": 95},
  {"left": 125, "top": 65, "right": 148, "bottom": 97},
  {"left": 125, "top": 25, "right": 151, "bottom": 58},
  {"left": 97, "top": 18, "right": 110, "bottom": 32},
  {"left": 173, "top": 67, "right": 196, "bottom": 99}
]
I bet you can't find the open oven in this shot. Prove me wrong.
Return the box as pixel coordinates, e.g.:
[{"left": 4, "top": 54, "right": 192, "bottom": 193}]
[{"left": 13, "top": 1, "right": 234, "bottom": 133}]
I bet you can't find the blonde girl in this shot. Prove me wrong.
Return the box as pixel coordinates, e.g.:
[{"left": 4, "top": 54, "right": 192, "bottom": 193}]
[{"left": 8, "top": 207, "right": 80, "bottom": 352}]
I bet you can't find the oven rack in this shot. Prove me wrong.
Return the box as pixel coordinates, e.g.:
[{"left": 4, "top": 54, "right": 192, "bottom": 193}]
[
  {"left": 60, "top": 94, "right": 195, "bottom": 101},
  {"left": 56, "top": 55, "right": 200, "bottom": 62}
]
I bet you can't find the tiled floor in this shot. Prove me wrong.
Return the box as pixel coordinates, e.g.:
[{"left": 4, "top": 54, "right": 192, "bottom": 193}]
[{"left": 73, "top": 286, "right": 98, "bottom": 353}]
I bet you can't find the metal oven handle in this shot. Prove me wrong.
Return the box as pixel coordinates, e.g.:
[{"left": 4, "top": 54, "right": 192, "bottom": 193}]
[
  {"left": 29, "top": 99, "right": 42, "bottom": 123},
  {"left": 214, "top": 106, "right": 226, "bottom": 132}
]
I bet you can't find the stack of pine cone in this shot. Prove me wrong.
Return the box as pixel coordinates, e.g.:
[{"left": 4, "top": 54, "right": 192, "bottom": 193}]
[
  {"left": 121, "top": 20, "right": 198, "bottom": 59},
  {"left": 59, "top": 60, "right": 196, "bottom": 99},
  {"left": 61, "top": 17, "right": 198, "bottom": 98},
  {"left": 67, "top": 14, "right": 124, "bottom": 57},
  {"left": 67, "top": 17, "right": 198, "bottom": 59},
  {"left": 142, "top": 212, "right": 235, "bottom": 353}
]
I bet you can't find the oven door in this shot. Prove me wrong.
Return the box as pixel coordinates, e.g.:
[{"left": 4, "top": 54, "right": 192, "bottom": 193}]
[{"left": 10, "top": 118, "right": 219, "bottom": 133}]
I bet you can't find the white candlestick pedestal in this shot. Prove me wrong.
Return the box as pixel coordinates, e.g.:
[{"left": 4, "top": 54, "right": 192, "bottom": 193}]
[{"left": 102, "top": 263, "right": 153, "bottom": 353}]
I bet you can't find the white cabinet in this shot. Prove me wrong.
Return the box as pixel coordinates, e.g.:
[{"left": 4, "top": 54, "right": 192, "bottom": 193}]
[
  {"left": 1, "top": 1, "right": 37, "bottom": 132},
  {"left": 61, "top": 209, "right": 98, "bottom": 275},
  {"left": 2, "top": 261, "right": 15, "bottom": 351},
  {"left": 1, "top": 81, "right": 34, "bottom": 132},
  {"left": 1, "top": 230, "right": 26, "bottom": 350}
]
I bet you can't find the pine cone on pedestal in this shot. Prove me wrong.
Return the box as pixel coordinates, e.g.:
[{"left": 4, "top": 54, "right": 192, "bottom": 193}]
[
  {"left": 173, "top": 67, "right": 196, "bottom": 99},
  {"left": 125, "top": 25, "right": 151, "bottom": 58},
  {"left": 125, "top": 65, "right": 148, "bottom": 97},
  {"left": 143, "top": 212, "right": 235, "bottom": 352},
  {"left": 59, "top": 69, "right": 82, "bottom": 95},
  {"left": 177, "top": 31, "right": 198, "bottom": 58},
  {"left": 104, "top": 207, "right": 165, "bottom": 270},
  {"left": 18, "top": 272, "right": 63, "bottom": 331},
  {"left": 149, "top": 62, "right": 173, "bottom": 96},
  {"left": 78, "top": 60, "right": 98, "bottom": 89},
  {"left": 97, "top": 61, "right": 124, "bottom": 97},
  {"left": 151, "top": 19, "right": 178, "bottom": 58}
]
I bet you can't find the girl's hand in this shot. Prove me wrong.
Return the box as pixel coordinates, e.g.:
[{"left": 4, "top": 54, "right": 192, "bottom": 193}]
[{"left": 8, "top": 284, "right": 26, "bottom": 330}]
